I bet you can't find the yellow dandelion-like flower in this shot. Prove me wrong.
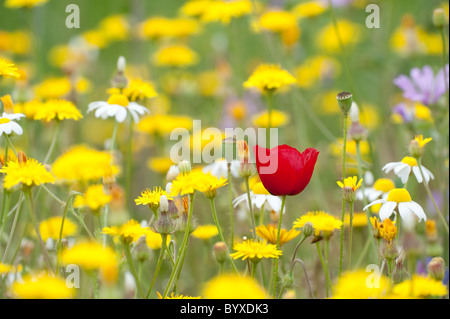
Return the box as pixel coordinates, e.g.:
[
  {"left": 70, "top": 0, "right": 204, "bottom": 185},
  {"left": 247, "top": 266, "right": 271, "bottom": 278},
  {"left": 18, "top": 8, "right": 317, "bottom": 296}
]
[
  {"left": 0, "top": 262, "right": 16, "bottom": 275},
  {"left": 60, "top": 241, "right": 119, "bottom": 283},
  {"left": 332, "top": 270, "right": 389, "bottom": 299},
  {"left": 201, "top": 0, "right": 252, "bottom": 25},
  {"left": 123, "top": 78, "right": 158, "bottom": 102},
  {"left": 317, "top": 20, "right": 361, "bottom": 52},
  {"left": 12, "top": 273, "right": 73, "bottom": 299},
  {"left": 414, "top": 135, "right": 432, "bottom": 149},
  {"left": 73, "top": 184, "right": 112, "bottom": 212},
  {"left": 137, "top": 114, "right": 193, "bottom": 136},
  {"left": 191, "top": 224, "right": 219, "bottom": 240},
  {"left": 252, "top": 109, "right": 288, "bottom": 128},
  {"left": 257, "top": 10, "right": 297, "bottom": 33},
  {"left": 337, "top": 176, "right": 363, "bottom": 191},
  {"left": 135, "top": 187, "right": 173, "bottom": 209},
  {"left": 102, "top": 219, "right": 149, "bottom": 244},
  {"left": 392, "top": 275, "right": 448, "bottom": 298},
  {"left": 202, "top": 274, "right": 268, "bottom": 299},
  {"left": 292, "top": 1, "right": 327, "bottom": 18},
  {"left": 0, "top": 158, "right": 55, "bottom": 190},
  {"left": 180, "top": 0, "right": 212, "bottom": 17},
  {"left": 33, "top": 77, "right": 72, "bottom": 100},
  {"left": 39, "top": 216, "right": 77, "bottom": 242},
  {"left": 230, "top": 239, "right": 282, "bottom": 262},
  {"left": 0, "top": 94, "right": 14, "bottom": 113},
  {"left": 293, "top": 211, "right": 343, "bottom": 237},
  {"left": 414, "top": 103, "right": 433, "bottom": 122},
  {"left": 344, "top": 212, "right": 368, "bottom": 228},
  {"left": 255, "top": 224, "right": 300, "bottom": 246},
  {"left": 153, "top": 45, "right": 198, "bottom": 67},
  {"left": 98, "top": 14, "right": 129, "bottom": 42},
  {"left": 170, "top": 170, "right": 210, "bottom": 196},
  {"left": 147, "top": 157, "right": 175, "bottom": 174},
  {"left": 52, "top": 145, "right": 119, "bottom": 183},
  {"left": 145, "top": 230, "right": 171, "bottom": 250},
  {"left": 0, "top": 58, "right": 20, "bottom": 79},
  {"left": 196, "top": 173, "right": 228, "bottom": 199},
  {"left": 243, "top": 64, "right": 297, "bottom": 93},
  {"left": 139, "top": 17, "right": 200, "bottom": 39},
  {"left": 157, "top": 292, "right": 201, "bottom": 299},
  {"left": 370, "top": 217, "right": 397, "bottom": 242},
  {"left": 33, "top": 99, "right": 83, "bottom": 122},
  {"left": 294, "top": 56, "right": 340, "bottom": 88},
  {"left": 5, "top": 0, "right": 48, "bottom": 8}
]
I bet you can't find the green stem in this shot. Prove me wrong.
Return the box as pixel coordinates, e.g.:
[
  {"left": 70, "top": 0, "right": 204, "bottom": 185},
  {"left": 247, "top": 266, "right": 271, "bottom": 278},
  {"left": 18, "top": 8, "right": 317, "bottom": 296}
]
[
  {"left": 23, "top": 188, "right": 53, "bottom": 273},
  {"left": 4, "top": 135, "right": 18, "bottom": 157},
  {"left": 43, "top": 120, "right": 61, "bottom": 164},
  {"left": 109, "top": 121, "right": 119, "bottom": 153},
  {"left": 316, "top": 241, "right": 333, "bottom": 298},
  {"left": 145, "top": 234, "right": 167, "bottom": 299},
  {"left": 271, "top": 195, "right": 286, "bottom": 298},
  {"left": 56, "top": 193, "right": 78, "bottom": 276},
  {"left": 1, "top": 192, "right": 23, "bottom": 263},
  {"left": 123, "top": 241, "right": 145, "bottom": 299},
  {"left": 265, "top": 91, "right": 273, "bottom": 148},
  {"left": 209, "top": 198, "right": 238, "bottom": 273},
  {"left": 244, "top": 177, "right": 256, "bottom": 238},
  {"left": 347, "top": 201, "right": 354, "bottom": 271},
  {"left": 251, "top": 261, "right": 258, "bottom": 278},
  {"left": 125, "top": 118, "right": 134, "bottom": 209},
  {"left": 163, "top": 192, "right": 195, "bottom": 298},
  {"left": 338, "top": 113, "right": 349, "bottom": 278},
  {"left": 227, "top": 163, "right": 234, "bottom": 249},
  {"left": 259, "top": 204, "right": 265, "bottom": 226}
]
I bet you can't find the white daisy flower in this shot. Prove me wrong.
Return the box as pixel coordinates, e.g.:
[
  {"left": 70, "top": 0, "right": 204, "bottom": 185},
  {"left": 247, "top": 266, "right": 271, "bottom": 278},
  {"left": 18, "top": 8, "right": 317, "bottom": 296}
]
[
  {"left": 363, "top": 188, "right": 426, "bottom": 223},
  {"left": 87, "top": 93, "right": 149, "bottom": 123},
  {"left": 233, "top": 182, "right": 283, "bottom": 213},
  {"left": 356, "top": 178, "right": 395, "bottom": 202},
  {"left": 0, "top": 112, "right": 25, "bottom": 136},
  {"left": 203, "top": 158, "right": 240, "bottom": 179},
  {"left": 382, "top": 156, "right": 434, "bottom": 184}
]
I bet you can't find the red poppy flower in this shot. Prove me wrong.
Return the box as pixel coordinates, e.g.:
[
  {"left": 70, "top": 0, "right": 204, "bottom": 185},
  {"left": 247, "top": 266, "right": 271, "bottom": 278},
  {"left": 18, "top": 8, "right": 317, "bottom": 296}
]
[{"left": 253, "top": 145, "right": 319, "bottom": 196}]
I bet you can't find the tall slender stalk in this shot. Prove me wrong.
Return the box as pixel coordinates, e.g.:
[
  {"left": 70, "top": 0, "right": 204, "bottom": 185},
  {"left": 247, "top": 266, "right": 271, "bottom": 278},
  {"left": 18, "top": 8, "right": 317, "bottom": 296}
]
[
  {"left": 227, "top": 164, "right": 234, "bottom": 249},
  {"left": 43, "top": 120, "right": 61, "bottom": 164},
  {"left": 347, "top": 201, "right": 354, "bottom": 271},
  {"left": 145, "top": 234, "right": 167, "bottom": 299},
  {"left": 244, "top": 176, "right": 256, "bottom": 238},
  {"left": 123, "top": 241, "right": 145, "bottom": 299},
  {"left": 271, "top": 195, "right": 286, "bottom": 298},
  {"left": 316, "top": 241, "right": 333, "bottom": 298},
  {"left": 265, "top": 91, "right": 273, "bottom": 148},
  {"left": 338, "top": 113, "right": 349, "bottom": 277}
]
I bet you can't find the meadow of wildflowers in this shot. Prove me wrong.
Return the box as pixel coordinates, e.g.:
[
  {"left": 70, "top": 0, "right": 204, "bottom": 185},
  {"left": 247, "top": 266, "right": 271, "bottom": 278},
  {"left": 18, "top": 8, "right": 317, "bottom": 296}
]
[{"left": 0, "top": 0, "right": 449, "bottom": 302}]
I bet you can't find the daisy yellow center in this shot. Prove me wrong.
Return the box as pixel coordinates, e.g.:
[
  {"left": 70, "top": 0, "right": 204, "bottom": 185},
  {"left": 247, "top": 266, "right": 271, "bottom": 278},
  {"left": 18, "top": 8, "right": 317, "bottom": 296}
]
[
  {"left": 401, "top": 156, "right": 418, "bottom": 167},
  {"left": 373, "top": 178, "right": 395, "bottom": 192},
  {"left": 252, "top": 182, "right": 270, "bottom": 195},
  {"left": 386, "top": 188, "right": 412, "bottom": 203},
  {"left": 0, "top": 118, "right": 11, "bottom": 124},
  {"left": 107, "top": 94, "right": 129, "bottom": 107}
]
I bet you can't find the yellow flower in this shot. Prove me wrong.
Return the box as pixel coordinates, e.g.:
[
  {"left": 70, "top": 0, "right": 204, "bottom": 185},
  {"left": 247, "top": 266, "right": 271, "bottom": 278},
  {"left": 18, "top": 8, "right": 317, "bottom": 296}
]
[
  {"left": 0, "top": 94, "right": 14, "bottom": 113},
  {"left": 370, "top": 217, "right": 397, "bottom": 242},
  {"left": 415, "top": 103, "right": 433, "bottom": 122},
  {"left": 135, "top": 187, "right": 173, "bottom": 209},
  {"left": 157, "top": 292, "right": 201, "bottom": 299},
  {"left": 146, "top": 230, "right": 171, "bottom": 250},
  {"left": 33, "top": 77, "right": 72, "bottom": 100},
  {"left": 33, "top": 99, "right": 83, "bottom": 122},
  {"left": 0, "top": 30, "right": 31, "bottom": 55},
  {"left": 170, "top": 170, "right": 210, "bottom": 196},
  {"left": 255, "top": 224, "right": 300, "bottom": 246},
  {"left": 202, "top": 274, "right": 268, "bottom": 299},
  {"left": 243, "top": 64, "right": 297, "bottom": 93},
  {"left": 139, "top": 17, "right": 200, "bottom": 39},
  {"left": 153, "top": 45, "right": 198, "bottom": 67},
  {"left": 257, "top": 10, "right": 297, "bottom": 33},
  {"left": 14, "top": 100, "right": 43, "bottom": 119},
  {"left": 332, "top": 270, "right": 389, "bottom": 299},
  {"left": 392, "top": 275, "right": 448, "bottom": 298},
  {"left": 180, "top": 0, "right": 212, "bottom": 17},
  {"left": 52, "top": 145, "right": 119, "bottom": 183},
  {"left": 292, "top": 1, "right": 327, "bottom": 18},
  {"left": 82, "top": 30, "right": 109, "bottom": 49},
  {"left": 147, "top": 157, "right": 175, "bottom": 174},
  {"left": 0, "top": 58, "right": 20, "bottom": 79},
  {"left": 61, "top": 241, "right": 119, "bottom": 283},
  {"left": 252, "top": 109, "right": 288, "bottom": 128},
  {"left": 137, "top": 114, "right": 193, "bottom": 136},
  {"left": 39, "top": 216, "right": 77, "bottom": 242},
  {"left": 5, "top": 0, "right": 47, "bottom": 8},
  {"left": 196, "top": 173, "right": 228, "bottom": 199},
  {"left": 123, "top": 78, "right": 158, "bottom": 102},
  {"left": 337, "top": 176, "right": 363, "bottom": 192},
  {"left": 12, "top": 273, "right": 74, "bottom": 299},
  {"left": 293, "top": 211, "right": 343, "bottom": 238},
  {"left": 102, "top": 219, "right": 149, "bottom": 244},
  {"left": 295, "top": 56, "right": 340, "bottom": 88},
  {"left": 0, "top": 262, "right": 16, "bottom": 274},
  {"left": 414, "top": 135, "right": 432, "bottom": 148},
  {"left": 0, "top": 158, "right": 55, "bottom": 189},
  {"left": 344, "top": 212, "right": 368, "bottom": 228},
  {"left": 98, "top": 14, "right": 129, "bottom": 42},
  {"left": 230, "top": 239, "right": 282, "bottom": 262},
  {"left": 201, "top": 0, "right": 253, "bottom": 25},
  {"left": 317, "top": 20, "right": 361, "bottom": 52},
  {"left": 73, "top": 184, "right": 112, "bottom": 211},
  {"left": 191, "top": 224, "right": 219, "bottom": 240}
]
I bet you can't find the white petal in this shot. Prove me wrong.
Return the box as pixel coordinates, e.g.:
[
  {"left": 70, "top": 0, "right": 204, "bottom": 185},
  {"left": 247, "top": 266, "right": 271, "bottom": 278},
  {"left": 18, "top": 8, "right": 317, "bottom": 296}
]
[
  {"left": 412, "top": 166, "right": 423, "bottom": 183},
  {"left": 422, "top": 166, "right": 435, "bottom": 183},
  {"left": 396, "top": 165, "right": 411, "bottom": 184},
  {"left": 4, "top": 113, "right": 25, "bottom": 120},
  {"left": 266, "top": 195, "right": 282, "bottom": 212},
  {"left": 233, "top": 193, "right": 248, "bottom": 207},
  {"left": 405, "top": 201, "right": 427, "bottom": 222},
  {"left": 115, "top": 108, "right": 127, "bottom": 123},
  {"left": 363, "top": 199, "right": 386, "bottom": 211},
  {"left": 128, "top": 109, "right": 140, "bottom": 123},
  {"left": 382, "top": 162, "right": 400, "bottom": 173},
  {"left": 253, "top": 195, "right": 266, "bottom": 209},
  {"left": 9, "top": 122, "right": 23, "bottom": 135},
  {"left": 379, "top": 201, "right": 397, "bottom": 221},
  {"left": 398, "top": 203, "right": 417, "bottom": 230}
]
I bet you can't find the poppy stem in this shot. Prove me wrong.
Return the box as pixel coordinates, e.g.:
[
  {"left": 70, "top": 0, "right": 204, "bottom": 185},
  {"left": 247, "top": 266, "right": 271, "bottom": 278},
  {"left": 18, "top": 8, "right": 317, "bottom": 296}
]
[
  {"left": 271, "top": 195, "right": 286, "bottom": 298},
  {"left": 338, "top": 113, "right": 349, "bottom": 278},
  {"left": 347, "top": 200, "right": 354, "bottom": 271}
]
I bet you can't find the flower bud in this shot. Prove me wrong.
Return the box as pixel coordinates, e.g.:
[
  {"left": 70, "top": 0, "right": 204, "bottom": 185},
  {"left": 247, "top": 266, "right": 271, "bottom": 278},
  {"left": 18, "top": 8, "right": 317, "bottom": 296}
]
[
  {"left": 166, "top": 165, "right": 179, "bottom": 182},
  {"left": 159, "top": 195, "right": 169, "bottom": 213},
  {"left": 348, "top": 122, "right": 368, "bottom": 142},
  {"left": 427, "top": 257, "right": 445, "bottom": 281},
  {"left": 336, "top": 91, "right": 353, "bottom": 115},
  {"left": 178, "top": 160, "right": 191, "bottom": 175},
  {"left": 213, "top": 241, "right": 229, "bottom": 264},
  {"left": 302, "top": 222, "right": 314, "bottom": 238},
  {"left": 408, "top": 139, "right": 422, "bottom": 158},
  {"left": 282, "top": 271, "right": 295, "bottom": 289},
  {"left": 342, "top": 186, "right": 356, "bottom": 203},
  {"left": 111, "top": 56, "right": 128, "bottom": 89},
  {"left": 117, "top": 56, "right": 126, "bottom": 73},
  {"left": 349, "top": 101, "right": 360, "bottom": 122},
  {"left": 433, "top": 8, "right": 448, "bottom": 28},
  {"left": 17, "top": 151, "right": 27, "bottom": 164}
]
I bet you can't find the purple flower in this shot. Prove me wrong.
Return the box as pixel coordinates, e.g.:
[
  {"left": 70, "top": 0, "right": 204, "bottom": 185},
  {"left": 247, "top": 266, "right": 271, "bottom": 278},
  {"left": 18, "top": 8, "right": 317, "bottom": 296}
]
[
  {"left": 392, "top": 102, "right": 414, "bottom": 123},
  {"left": 393, "top": 64, "right": 449, "bottom": 106}
]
